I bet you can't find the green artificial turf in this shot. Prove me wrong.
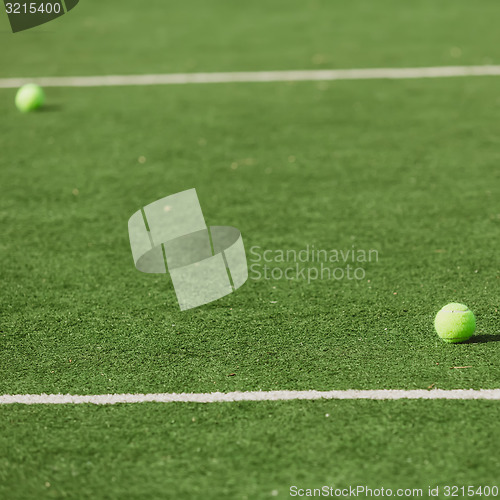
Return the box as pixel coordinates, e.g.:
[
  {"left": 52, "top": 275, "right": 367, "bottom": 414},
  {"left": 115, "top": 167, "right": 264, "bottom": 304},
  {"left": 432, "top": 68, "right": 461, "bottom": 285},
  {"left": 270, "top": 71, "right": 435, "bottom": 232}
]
[
  {"left": 1, "top": 0, "right": 500, "bottom": 498},
  {"left": 1, "top": 77, "right": 499, "bottom": 396},
  {"left": 2, "top": 0, "right": 500, "bottom": 78},
  {"left": 1, "top": 401, "right": 499, "bottom": 499}
]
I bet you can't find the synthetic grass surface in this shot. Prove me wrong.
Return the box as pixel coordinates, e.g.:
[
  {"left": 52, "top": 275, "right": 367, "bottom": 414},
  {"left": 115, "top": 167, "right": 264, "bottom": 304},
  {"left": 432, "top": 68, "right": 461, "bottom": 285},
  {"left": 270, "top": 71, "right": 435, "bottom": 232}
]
[
  {"left": 1, "top": 77, "right": 499, "bottom": 396},
  {"left": 2, "top": 0, "right": 500, "bottom": 77},
  {"left": 2, "top": 1, "right": 500, "bottom": 498},
  {"left": 1, "top": 401, "right": 499, "bottom": 499}
]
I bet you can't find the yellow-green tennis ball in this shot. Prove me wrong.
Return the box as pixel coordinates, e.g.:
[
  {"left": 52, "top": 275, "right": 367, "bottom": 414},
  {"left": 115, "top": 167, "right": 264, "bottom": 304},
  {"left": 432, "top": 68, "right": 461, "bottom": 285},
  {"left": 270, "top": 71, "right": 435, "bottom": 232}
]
[
  {"left": 15, "top": 83, "right": 45, "bottom": 112},
  {"left": 434, "top": 303, "right": 476, "bottom": 343}
]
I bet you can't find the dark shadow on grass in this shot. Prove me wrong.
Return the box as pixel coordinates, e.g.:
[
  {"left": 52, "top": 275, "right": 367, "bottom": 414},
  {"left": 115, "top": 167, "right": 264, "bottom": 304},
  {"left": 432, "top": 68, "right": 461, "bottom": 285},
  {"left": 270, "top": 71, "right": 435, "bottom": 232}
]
[
  {"left": 39, "top": 104, "right": 63, "bottom": 113},
  {"left": 466, "top": 334, "right": 500, "bottom": 344}
]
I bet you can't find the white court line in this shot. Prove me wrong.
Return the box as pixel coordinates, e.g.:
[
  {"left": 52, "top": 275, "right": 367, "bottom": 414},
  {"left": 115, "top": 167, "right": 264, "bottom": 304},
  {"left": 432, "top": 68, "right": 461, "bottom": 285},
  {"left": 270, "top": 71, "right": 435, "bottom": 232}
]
[
  {"left": 2, "top": 65, "right": 500, "bottom": 89},
  {"left": 1, "top": 389, "right": 499, "bottom": 405}
]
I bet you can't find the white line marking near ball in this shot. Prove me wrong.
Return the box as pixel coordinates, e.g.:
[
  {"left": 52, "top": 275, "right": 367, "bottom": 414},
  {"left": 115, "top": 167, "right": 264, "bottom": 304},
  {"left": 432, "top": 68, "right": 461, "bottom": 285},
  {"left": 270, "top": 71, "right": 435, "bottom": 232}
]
[
  {"left": 2, "top": 65, "right": 500, "bottom": 88},
  {"left": 1, "top": 389, "right": 499, "bottom": 405}
]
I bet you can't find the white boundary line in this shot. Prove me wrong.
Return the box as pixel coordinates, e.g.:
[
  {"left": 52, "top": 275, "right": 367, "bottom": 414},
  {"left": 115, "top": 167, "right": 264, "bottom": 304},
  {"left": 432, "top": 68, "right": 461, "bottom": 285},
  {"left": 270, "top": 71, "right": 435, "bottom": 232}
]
[
  {"left": 2, "top": 65, "right": 500, "bottom": 89},
  {"left": 1, "top": 389, "right": 499, "bottom": 405}
]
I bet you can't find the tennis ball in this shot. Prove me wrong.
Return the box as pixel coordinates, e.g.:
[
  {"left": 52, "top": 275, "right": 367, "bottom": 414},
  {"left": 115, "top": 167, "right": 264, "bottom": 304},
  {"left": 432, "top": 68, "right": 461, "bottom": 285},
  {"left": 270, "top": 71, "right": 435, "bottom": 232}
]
[
  {"left": 15, "top": 83, "right": 45, "bottom": 112},
  {"left": 434, "top": 303, "right": 476, "bottom": 343}
]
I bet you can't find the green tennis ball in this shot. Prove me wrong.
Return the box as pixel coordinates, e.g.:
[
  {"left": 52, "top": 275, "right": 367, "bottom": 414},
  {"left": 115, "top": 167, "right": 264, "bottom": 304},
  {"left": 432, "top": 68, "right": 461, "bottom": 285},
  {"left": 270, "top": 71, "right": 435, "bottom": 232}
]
[
  {"left": 434, "top": 303, "right": 476, "bottom": 343},
  {"left": 15, "top": 83, "right": 45, "bottom": 112}
]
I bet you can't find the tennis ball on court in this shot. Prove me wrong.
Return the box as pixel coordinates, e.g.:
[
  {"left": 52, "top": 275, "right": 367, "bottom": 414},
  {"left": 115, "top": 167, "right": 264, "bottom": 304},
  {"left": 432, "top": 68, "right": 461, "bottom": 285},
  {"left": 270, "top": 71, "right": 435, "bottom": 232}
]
[
  {"left": 434, "top": 303, "right": 476, "bottom": 343},
  {"left": 15, "top": 83, "right": 45, "bottom": 112}
]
